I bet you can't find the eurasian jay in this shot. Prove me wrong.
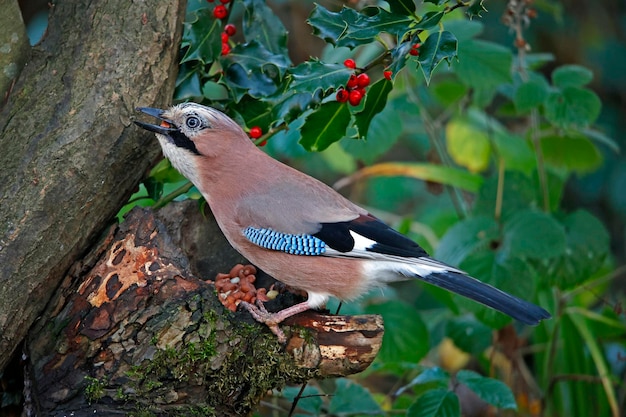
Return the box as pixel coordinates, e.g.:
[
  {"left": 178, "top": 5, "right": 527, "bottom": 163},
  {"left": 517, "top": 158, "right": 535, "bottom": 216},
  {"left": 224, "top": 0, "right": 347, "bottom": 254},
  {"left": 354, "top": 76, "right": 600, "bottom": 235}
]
[{"left": 135, "top": 103, "right": 551, "bottom": 341}]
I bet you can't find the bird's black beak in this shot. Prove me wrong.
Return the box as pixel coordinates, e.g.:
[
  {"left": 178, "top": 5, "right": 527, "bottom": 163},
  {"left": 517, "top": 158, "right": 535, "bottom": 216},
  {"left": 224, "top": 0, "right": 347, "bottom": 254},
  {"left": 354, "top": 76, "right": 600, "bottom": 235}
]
[{"left": 134, "top": 107, "right": 179, "bottom": 135}]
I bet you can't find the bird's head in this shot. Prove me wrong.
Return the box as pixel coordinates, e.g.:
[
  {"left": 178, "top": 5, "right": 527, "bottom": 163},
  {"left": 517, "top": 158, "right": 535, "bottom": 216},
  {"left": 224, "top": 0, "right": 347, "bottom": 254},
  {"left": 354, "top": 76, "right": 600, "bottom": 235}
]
[{"left": 134, "top": 103, "right": 253, "bottom": 185}]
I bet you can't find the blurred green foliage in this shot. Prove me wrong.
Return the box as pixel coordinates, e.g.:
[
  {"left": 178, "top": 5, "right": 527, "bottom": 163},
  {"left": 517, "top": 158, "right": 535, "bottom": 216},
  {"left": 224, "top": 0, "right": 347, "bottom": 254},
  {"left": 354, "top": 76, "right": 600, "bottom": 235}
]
[{"left": 123, "top": 0, "right": 626, "bottom": 416}]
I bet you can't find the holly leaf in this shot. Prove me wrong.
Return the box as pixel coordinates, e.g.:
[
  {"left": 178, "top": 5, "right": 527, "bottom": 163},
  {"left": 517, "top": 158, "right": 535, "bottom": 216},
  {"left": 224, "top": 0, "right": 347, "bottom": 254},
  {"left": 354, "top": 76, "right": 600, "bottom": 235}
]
[
  {"left": 288, "top": 59, "right": 352, "bottom": 95},
  {"left": 417, "top": 31, "right": 458, "bottom": 84},
  {"left": 299, "top": 101, "right": 351, "bottom": 151},
  {"left": 308, "top": 5, "right": 412, "bottom": 48},
  {"left": 242, "top": 0, "right": 290, "bottom": 57},
  {"left": 466, "top": 0, "right": 488, "bottom": 18},
  {"left": 181, "top": 8, "right": 222, "bottom": 64},
  {"left": 221, "top": 40, "right": 291, "bottom": 78},
  {"left": 387, "top": 0, "right": 416, "bottom": 16},
  {"left": 354, "top": 79, "right": 393, "bottom": 138}
]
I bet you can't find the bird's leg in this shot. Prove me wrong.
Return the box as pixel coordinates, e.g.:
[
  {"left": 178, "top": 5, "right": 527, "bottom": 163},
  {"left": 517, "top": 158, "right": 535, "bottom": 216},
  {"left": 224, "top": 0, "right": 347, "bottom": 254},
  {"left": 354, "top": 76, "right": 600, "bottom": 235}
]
[{"left": 239, "top": 299, "right": 312, "bottom": 343}]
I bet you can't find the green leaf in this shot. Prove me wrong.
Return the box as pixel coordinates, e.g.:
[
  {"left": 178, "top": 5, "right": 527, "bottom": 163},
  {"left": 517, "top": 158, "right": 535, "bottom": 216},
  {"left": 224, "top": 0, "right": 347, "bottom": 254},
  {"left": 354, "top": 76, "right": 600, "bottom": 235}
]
[
  {"left": 552, "top": 64, "right": 594, "bottom": 88},
  {"left": 514, "top": 79, "right": 549, "bottom": 112},
  {"left": 228, "top": 95, "right": 274, "bottom": 130},
  {"left": 454, "top": 39, "right": 513, "bottom": 92},
  {"left": 546, "top": 210, "right": 609, "bottom": 289},
  {"left": 492, "top": 130, "right": 536, "bottom": 174},
  {"left": 328, "top": 378, "right": 382, "bottom": 414},
  {"left": 432, "top": 80, "right": 469, "bottom": 106},
  {"left": 221, "top": 41, "right": 291, "bottom": 76},
  {"left": 341, "top": 103, "right": 403, "bottom": 164},
  {"left": 175, "top": 65, "right": 202, "bottom": 101},
  {"left": 181, "top": 9, "right": 222, "bottom": 64},
  {"left": 445, "top": 115, "right": 492, "bottom": 173},
  {"left": 415, "top": 11, "right": 445, "bottom": 31},
  {"left": 288, "top": 59, "right": 352, "bottom": 95},
  {"left": 456, "top": 370, "right": 517, "bottom": 409},
  {"left": 445, "top": 317, "right": 492, "bottom": 355},
  {"left": 502, "top": 209, "right": 566, "bottom": 259},
  {"left": 201, "top": 81, "right": 229, "bottom": 101},
  {"left": 544, "top": 87, "right": 602, "bottom": 128},
  {"left": 387, "top": 0, "right": 416, "bottom": 16},
  {"left": 540, "top": 133, "right": 603, "bottom": 174},
  {"left": 473, "top": 172, "right": 538, "bottom": 221},
  {"left": 308, "top": 5, "right": 413, "bottom": 48},
  {"left": 365, "top": 301, "right": 429, "bottom": 363},
  {"left": 242, "top": 0, "right": 290, "bottom": 56},
  {"left": 407, "top": 389, "right": 460, "bottom": 417},
  {"left": 299, "top": 101, "right": 351, "bottom": 152},
  {"left": 354, "top": 79, "right": 393, "bottom": 138},
  {"left": 435, "top": 216, "right": 500, "bottom": 267},
  {"left": 417, "top": 31, "right": 458, "bottom": 84}
]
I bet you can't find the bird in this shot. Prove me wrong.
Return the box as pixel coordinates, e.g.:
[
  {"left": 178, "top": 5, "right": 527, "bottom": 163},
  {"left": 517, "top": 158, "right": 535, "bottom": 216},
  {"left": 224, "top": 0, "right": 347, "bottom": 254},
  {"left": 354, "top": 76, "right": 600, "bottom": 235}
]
[{"left": 134, "top": 102, "right": 551, "bottom": 342}]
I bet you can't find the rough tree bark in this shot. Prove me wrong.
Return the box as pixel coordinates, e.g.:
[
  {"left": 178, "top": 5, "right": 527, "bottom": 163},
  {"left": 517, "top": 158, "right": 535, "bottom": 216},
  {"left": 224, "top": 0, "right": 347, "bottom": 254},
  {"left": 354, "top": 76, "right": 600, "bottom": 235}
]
[{"left": 0, "top": 0, "right": 185, "bottom": 371}]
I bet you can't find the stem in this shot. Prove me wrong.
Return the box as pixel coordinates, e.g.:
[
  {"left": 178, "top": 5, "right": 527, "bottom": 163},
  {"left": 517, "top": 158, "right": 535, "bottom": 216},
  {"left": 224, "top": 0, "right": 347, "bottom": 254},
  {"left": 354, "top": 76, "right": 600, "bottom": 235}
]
[
  {"left": 152, "top": 181, "right": 194, "bottom": 209},
  {"left": 495, "top": 157, "right": 505, "bottom": 222},
  {"left": 506, "top": 0, "right": 551, "bottom": 211}
]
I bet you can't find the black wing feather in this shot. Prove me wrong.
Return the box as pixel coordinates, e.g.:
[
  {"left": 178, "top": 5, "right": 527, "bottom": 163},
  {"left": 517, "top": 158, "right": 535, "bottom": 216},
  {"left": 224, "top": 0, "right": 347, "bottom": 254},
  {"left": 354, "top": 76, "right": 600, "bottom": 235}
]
[{"left": 314, "top": 214, "right": 428, "bottom": 258}]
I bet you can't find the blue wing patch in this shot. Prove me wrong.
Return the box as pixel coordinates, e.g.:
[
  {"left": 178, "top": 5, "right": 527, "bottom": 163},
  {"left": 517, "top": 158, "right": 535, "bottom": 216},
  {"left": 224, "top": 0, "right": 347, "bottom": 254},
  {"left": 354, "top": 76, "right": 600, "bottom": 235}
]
[{"left": 244, "top": 227, "right": 326, "bottom": 256}]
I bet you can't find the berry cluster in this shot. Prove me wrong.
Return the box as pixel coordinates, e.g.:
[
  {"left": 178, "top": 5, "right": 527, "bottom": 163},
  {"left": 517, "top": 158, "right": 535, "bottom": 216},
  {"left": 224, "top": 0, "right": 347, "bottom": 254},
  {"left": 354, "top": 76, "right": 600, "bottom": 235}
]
[
  {"left": 221, "top": 23, "right": 236, "bottom": 55},
  {"left": 336, "top": 59, "right": 370, "bottom": 106},
  {"left": 409, "top": 42, "right": 421, "bottom": 56}
]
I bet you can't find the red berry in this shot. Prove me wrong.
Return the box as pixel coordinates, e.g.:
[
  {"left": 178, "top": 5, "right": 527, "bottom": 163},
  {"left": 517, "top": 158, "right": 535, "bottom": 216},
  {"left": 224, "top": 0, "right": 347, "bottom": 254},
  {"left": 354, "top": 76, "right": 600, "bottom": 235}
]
[
  {"left": 348, "top": 89, "right": 363, "bottom": 106},
  {"left": 213, "top": 5, "right": 228, "bottom": 19},
  {"left": 224, "top": 23, "right": 237, "bottom": 36},
  {"left": 409, "top": 48, "right": 419, "bottom": 56},
  {"left": 221, "top": 42, "right": 231, "bottom": 55},
  {"left": 221, "top": 32, "right": 229, "bottom": 43},
  {"left": 343, "top": 59, "right": 356, "bottom": 69},
  {"left": 383, "top": 70, "right": 392, "bottom": 80},
  {"left": 220, "top": 0, "right": 230, "bottom": 3},
  {"left": 258, "top": 140, "right": 267, "bottom": 147},
  {"left": 356, "top": 73, "right": 370, "bottom": 88},
  {"left": 249, "top": 126, "right": 263, "bottom": 139},
  {"left": 413, "top": 43, "right": 421, "bottom": 49},
  {"left": 346, "top": 74, "right": 358, "bottom": 89},
  {"left": 336, "top": 89, "right": 349, "bottom": 103}
]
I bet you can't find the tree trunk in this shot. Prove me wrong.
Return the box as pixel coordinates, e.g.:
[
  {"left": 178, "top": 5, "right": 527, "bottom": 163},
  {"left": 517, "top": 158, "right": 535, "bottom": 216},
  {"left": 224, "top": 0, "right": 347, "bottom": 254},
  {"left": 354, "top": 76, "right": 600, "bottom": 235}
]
[{"left": 0, "top": 0, "right": 186, "bottom": 371}]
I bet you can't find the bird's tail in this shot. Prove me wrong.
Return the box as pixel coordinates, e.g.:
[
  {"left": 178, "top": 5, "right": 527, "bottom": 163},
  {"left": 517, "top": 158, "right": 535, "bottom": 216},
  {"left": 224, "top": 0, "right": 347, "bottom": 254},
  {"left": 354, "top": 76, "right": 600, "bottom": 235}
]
[{"left": 417, "top": 268, "right": 551, "bottom": 325}]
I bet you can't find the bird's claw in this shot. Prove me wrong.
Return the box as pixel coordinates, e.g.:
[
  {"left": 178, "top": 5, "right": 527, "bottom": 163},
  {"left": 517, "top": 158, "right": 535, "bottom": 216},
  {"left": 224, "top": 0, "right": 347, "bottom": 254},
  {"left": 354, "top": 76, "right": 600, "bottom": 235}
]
[{"left": 239, "top": 300, "right": 287, "bottom": 343}]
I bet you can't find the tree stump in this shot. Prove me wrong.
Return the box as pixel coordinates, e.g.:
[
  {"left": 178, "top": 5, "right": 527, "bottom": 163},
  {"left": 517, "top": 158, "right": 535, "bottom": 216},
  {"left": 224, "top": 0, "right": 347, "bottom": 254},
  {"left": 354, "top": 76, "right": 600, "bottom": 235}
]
[{"left": 25, "top": 205, "right": 383, "bottom": 416}]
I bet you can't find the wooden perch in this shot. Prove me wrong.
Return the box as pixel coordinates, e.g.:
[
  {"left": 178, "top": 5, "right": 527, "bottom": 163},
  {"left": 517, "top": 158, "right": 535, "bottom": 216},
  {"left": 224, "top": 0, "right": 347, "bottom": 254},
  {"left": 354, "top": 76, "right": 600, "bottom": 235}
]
[{"left": 26, "top": 205, "right": 383, "bottom": 416}]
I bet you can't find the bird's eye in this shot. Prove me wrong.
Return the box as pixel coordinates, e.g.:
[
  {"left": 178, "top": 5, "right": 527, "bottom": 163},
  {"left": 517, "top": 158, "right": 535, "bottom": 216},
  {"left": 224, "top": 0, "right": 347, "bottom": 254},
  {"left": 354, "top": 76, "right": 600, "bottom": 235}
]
[{"left": 186, "top": 116, "right": 201, "bottom": 129}]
